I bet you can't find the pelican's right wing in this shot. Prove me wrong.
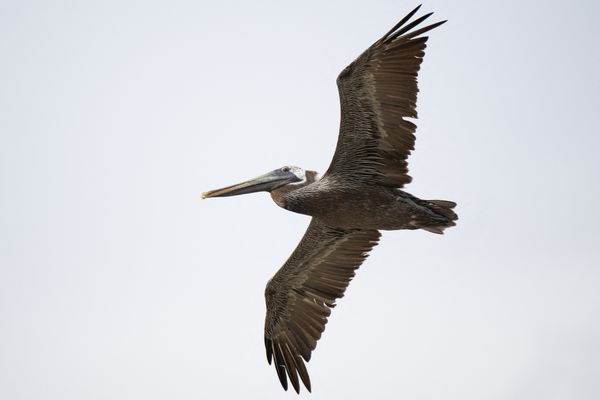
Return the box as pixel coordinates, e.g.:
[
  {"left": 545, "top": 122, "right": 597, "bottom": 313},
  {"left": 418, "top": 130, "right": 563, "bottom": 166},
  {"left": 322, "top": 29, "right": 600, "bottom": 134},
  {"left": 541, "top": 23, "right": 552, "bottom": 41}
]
[{"left": 264, "top": 218, "right": 380, "bottom": 393}]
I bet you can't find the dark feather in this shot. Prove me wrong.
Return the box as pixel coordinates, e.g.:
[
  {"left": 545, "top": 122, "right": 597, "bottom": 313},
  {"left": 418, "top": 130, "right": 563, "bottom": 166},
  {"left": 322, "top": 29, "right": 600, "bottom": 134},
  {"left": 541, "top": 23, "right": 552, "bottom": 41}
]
[
  {"left": 264, "top": 218, "right": 380, "bottom": 393},
  {"left": 325, "top": 8, "right": 446, "bottom": 188}
]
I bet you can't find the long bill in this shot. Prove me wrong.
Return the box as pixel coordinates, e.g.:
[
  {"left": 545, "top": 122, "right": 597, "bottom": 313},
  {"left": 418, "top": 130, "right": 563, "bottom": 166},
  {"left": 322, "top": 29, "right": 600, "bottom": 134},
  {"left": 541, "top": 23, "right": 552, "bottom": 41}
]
[{"left": 202, "top": 169, "right": 299, "bottom": 199}]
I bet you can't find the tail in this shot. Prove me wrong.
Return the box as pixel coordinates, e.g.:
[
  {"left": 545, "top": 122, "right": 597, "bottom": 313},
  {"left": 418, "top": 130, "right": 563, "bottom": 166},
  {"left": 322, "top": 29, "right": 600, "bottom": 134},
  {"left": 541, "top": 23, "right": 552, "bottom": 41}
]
[{"left": 420, "top": 200, "right": 458, "bottom": 234}]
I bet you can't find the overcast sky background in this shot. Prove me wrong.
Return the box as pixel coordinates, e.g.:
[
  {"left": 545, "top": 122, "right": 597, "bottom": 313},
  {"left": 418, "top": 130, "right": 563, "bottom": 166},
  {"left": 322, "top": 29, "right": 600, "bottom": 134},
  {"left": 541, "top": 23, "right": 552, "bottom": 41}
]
[{"left": 1, "top": 1, "right": 599, "bottom": 399}]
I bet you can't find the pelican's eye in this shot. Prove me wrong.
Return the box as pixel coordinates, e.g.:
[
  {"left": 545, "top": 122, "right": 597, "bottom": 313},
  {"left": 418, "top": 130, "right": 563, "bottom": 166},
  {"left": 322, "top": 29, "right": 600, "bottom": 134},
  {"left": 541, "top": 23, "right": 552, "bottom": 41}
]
[{"left": 281, "top": 166, "right": 290, "bottom": 173}]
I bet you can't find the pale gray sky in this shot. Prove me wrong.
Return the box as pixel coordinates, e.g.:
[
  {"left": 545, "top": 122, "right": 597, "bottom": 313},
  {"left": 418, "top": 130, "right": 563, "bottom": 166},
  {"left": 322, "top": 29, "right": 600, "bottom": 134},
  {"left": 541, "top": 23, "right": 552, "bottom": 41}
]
[{"left": 1, "top": 1, "right": 599, "bottom": 399}]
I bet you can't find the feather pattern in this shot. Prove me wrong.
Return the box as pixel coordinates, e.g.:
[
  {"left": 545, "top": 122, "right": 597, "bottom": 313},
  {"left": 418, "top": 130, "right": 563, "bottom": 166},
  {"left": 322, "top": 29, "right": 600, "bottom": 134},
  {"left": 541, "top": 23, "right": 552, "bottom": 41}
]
[
  {"left": 264, "top": 218, "right": 380, "bottom": 393},
  {"left": 325, "top": 6, "right": 446, "bottom": 187}
]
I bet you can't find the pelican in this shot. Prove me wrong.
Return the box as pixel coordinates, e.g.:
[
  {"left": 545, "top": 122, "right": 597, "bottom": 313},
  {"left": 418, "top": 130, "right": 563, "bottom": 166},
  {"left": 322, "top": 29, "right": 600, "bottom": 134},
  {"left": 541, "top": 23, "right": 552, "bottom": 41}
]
[{"left": 202, "top": 6, "right": 456, "bottom": 393}]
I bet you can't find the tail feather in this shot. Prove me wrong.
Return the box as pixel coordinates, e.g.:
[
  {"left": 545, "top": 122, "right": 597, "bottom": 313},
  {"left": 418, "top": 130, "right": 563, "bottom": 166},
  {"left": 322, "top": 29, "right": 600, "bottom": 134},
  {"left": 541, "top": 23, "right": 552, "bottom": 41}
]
[{"left": 421, "top": 200, "right": 458, "bottom": 234}]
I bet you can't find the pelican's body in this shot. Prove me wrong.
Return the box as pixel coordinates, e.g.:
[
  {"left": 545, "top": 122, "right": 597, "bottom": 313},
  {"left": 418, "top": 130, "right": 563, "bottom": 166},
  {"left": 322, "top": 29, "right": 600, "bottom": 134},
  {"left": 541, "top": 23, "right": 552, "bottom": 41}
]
[
  {"left": 273, "top": 177, "right": 455, "bottom": 232},
  {"left": 203, "top": 6, "right": 456, "bottom": 393}
]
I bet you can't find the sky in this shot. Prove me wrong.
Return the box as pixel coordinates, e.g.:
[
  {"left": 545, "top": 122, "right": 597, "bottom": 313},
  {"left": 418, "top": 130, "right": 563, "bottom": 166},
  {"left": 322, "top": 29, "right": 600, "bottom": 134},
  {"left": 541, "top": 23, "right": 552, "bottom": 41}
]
[{"left": 1, "top": 0, "right": 599, "bottom": 399}]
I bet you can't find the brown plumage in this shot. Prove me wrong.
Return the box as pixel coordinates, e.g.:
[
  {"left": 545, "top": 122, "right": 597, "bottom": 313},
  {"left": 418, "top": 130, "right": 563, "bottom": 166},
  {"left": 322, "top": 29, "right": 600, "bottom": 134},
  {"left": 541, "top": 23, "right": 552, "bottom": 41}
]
[
  {"left": 202, "top": 5, "right": 456, "bottom": 393},
  {"left": 264, "top": 219, "right": 380, "bottom": 392},
  {"left": 328, "top": 6, "right": 446, "bottom": 187}
]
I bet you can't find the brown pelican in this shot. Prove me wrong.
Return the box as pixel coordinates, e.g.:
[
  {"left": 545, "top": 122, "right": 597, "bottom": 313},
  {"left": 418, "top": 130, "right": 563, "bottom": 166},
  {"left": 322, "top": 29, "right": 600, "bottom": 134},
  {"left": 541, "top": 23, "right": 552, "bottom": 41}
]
[{"left": 202, "top": 5, "right": 456, "bottom": 393}]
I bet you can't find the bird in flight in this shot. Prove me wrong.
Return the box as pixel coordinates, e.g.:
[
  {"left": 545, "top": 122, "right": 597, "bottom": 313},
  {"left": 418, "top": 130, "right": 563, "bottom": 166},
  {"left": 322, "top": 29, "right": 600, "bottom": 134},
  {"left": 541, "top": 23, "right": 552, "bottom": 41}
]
[{"left": 202, "top": 5, "right": 456, "bottom": 393}]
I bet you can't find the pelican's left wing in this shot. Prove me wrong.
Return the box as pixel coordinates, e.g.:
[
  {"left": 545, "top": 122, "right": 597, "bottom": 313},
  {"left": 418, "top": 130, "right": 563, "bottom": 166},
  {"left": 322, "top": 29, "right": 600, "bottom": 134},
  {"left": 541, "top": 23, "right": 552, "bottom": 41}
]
[
  {"left": 264, "top": 218, "right": 380, "bottom": 393},
  {"left": 324, "top": 6, "right": 446, "bottom": 187}
]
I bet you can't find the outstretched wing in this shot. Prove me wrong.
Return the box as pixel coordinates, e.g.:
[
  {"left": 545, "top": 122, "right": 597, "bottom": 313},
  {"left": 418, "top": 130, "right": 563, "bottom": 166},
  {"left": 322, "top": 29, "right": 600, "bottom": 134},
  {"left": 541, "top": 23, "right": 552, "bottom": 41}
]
[
  {"left": 325, "top": 6, "right": 446, "bottom": 187},
  {"left": 264, "top": 218, "right": 380, "bottom": 393}
]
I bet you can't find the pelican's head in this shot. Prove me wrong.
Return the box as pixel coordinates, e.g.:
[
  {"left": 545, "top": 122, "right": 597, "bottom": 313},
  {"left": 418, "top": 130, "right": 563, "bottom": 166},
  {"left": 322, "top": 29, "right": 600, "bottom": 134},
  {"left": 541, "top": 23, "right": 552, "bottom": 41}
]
[{"left": 202, "top": 166, "right": 310, "bottom": 199}]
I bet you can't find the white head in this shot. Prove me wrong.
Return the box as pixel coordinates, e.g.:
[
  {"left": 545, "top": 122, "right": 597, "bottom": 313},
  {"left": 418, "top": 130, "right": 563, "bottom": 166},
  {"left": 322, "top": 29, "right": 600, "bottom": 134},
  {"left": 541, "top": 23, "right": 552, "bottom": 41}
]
[{"left": 279, "top": 165, "right": 319, "bottom": 187}]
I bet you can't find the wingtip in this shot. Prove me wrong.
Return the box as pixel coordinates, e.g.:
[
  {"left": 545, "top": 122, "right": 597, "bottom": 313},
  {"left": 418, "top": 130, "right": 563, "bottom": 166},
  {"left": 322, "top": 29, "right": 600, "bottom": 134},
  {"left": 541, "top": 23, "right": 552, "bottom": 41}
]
[
  {"left": 382, "top": 4, "right": 423, "bottom": 40},
  {"left": 305, "top": 379, "right": 312, "bottom": 393},
  {"left": 277, "top": 369, "right": 288, "bottom": 392},
  {"left": 383, "top": 8, "right": 440, "bottom": 44},
  {"left": 265, "top": 338, "right": 273, "bottom": 364}
]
